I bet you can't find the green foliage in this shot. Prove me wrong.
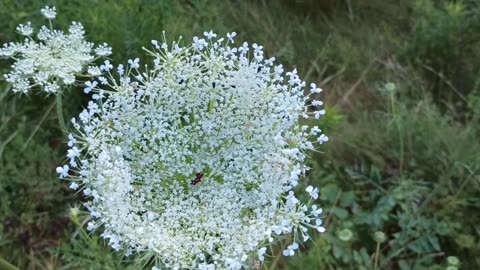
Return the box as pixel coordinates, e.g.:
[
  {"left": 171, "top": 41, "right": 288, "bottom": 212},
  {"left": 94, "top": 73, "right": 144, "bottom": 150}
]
[
  {"left": 57, "top": 215, "right": 134, "bottom": 270},
  {"left": 287, "top": 88, "right": 480, "bottom": 269},
  {"left": 405, "top": 0, "right": 480, "bottom": 104},
  {"left": 408, "top": 0, "right": 471, "bottom": 72},
  {"left": 0, "top": 93, "right": 72, "bottom": 269},
  {"left": 1, "top": 0, "right": 479, "bottom": 269}
]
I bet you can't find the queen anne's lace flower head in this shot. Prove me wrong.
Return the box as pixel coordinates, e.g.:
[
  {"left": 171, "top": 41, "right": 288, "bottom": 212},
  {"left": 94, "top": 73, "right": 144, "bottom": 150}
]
[
  {"left": 0, "top": 6, "right": 111, "bottom": 94},
  {"left": 41, "top": 6, "right": 57, "bottom": 20},
  {"left": 58, "top": 32, "right": 327, "bottom": 269}
]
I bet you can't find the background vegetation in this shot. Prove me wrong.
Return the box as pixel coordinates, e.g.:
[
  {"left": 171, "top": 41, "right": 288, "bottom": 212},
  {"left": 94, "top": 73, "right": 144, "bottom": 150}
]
[{"left": 0, "top": 0, "right": 479, "bottom": 269}]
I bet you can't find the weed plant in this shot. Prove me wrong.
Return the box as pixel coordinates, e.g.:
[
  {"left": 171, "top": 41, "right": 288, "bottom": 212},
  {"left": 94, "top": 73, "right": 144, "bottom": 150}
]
[{"left": 0, "top": 0, "right": 479, "bottom": 269}]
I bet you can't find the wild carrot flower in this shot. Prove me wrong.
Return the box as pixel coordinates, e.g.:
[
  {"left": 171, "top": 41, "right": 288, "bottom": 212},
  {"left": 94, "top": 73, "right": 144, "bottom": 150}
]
[
  {"left": 59, "top": 32, "right": 328, "bottom": 269},
  {"left": 0, "top": 6, "right": 111, "bottom": 94}
]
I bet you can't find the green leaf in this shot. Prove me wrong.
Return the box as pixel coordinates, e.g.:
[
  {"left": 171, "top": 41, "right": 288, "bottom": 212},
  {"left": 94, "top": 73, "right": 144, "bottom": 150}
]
[
  {"left": 331, "top": 207, "right": 349, "bottom": 219},
  {"left": 321, "top": 183, "right": 339, "bottom": 203},
  {"left": 427, "top": 235, "right": 441, "bottom": 251},
  {"left": 455, "top": 234, "right": 475, "bottom": 248},
  {"left": 339, "top": 191, "right": 355, "bottom": 207},
  {"left": 333, "top": 245, "right": 343, "bottom": 259},
  {"left": 398, "top": 260, "right": 411, "bottom": 270}
]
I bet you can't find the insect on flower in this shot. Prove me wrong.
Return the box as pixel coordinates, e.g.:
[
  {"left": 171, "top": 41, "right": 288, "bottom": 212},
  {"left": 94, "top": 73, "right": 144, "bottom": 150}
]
[{"left": 191, "top": 172, "right": 204, "bottom": 185}]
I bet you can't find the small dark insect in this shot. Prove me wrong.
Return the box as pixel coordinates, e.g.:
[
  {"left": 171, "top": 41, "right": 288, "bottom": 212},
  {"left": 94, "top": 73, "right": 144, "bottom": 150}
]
[
  {"left": 257, "top": 66, "right": 262, "bottom": 73},
  {"left": 191, "top": 172, "right": 204, "bottom": 185},
  {"left": 212, "top": 82, "right": 216, "bottom": 88}
]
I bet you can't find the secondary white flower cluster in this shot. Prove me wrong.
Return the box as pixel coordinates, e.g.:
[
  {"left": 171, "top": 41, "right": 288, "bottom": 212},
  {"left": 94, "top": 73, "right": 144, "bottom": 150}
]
[
  {"left": 58, "top": 32, "right": 328, "bottom": 269},
  {"left": 0, "top": 6, "right": 111, "bottom": 94}
]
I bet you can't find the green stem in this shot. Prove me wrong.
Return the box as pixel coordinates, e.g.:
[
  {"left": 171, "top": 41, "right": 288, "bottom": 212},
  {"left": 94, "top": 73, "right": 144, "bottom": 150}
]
[
  {"left": 0, "top": 257, "right": 19, "bottom": 270},
  {"left": 268, "top": 249, "right": 282, "bottom": 270},
  {"left": 70, "top": 214, "right": 95, "bottom": 242},
  {"left": 208, "top": 99, "right": 215, "bottom": 113},
  {"left": 56, "top": 93, "right": 67, "bottom": 132},
  {"left": 22, "top": 99, "right": 56, "bottom": 150},
  {"left": 390, "top": 92, "right": 404, "bottom": 176},
  {"left": 373, "top": 242, "right": 380, "bottom": 270}
]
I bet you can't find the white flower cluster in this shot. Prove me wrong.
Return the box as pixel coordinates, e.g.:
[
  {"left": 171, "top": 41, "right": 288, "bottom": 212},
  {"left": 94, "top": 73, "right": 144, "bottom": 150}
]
[
  {"left": 58, "top": 32, "right": 328, "bottom": 269},
  {"left": 0, "top": 7, "right": 111, "bottom": 94}
]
